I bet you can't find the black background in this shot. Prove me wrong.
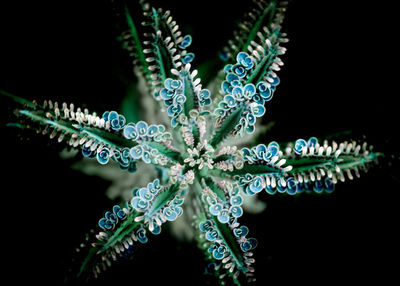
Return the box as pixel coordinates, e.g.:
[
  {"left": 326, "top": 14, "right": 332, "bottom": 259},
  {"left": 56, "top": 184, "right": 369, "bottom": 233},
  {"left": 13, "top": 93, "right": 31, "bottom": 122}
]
[{"left": 0, "top": 0, "right": 398, "bottom": 285}]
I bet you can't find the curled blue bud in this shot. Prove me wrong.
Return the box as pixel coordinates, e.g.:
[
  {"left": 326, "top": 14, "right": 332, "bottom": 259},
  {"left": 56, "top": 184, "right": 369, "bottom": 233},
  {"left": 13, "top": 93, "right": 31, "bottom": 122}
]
[
  {"left": 182, "top": 52, "right": 195, "bottom": 64},
  {"left": 294, "top": 139, "right": 307, "bottom": 155},
  {"left": 224, "top": 95, "right": 236, "bottom": 107},
  {"left": 221, "top": 81, "right": 232, "bottom": 94},
  {"left": 82, "top": 145, "right": 96, "bottom": 158},
  {"left": 236, "top": 52, "right": 248, "bottom": 64},
  {"left": 224, "top": 64, "right": 233, "bottom": 73},
  {"left": 130, "top": 145, "right": 143, "bottom": 159},
  {"left": 232, "top": 86, "right": 243, "bottom": 100},
  {"left": 266, "top": 185, "right": 276, "bottom": 195},
  {"left": 198, "top": 89, "right": 212, "bottom": 106},
  {"left": 269, "top": 75, "right": 280, "bottom": 86},
  {"left": 131, "top": 197, "right": 149, "bottom": 211},
  {"left": 119, "top": 148, "right": 130, "bottom": 164},
  {"left": 277, "top": 179, "right": 286, "bottom": 193},
  {"left": 172, "top": 80, "right": 182, "bottom": 90},
  {"left": 147, "top": 125, "right": 158, "bottom": 137},
  {"left": 236, "top": 52, "right": 254, "bottom": 70},
  {"left": 136, "top": 121, "right": 148, "bottom": 137},
  {"left": 113, "top": 205, "right": 127, "bottom": 220},
  {"left": 217, "top": 209, "right": 229, "bottom": 224},
  {"left": 171, "top": 116, "right": 179, "bottom": 128},
  {"left": 252, "top": 93, "right": 264, "bottom": 104},
  {"left": 313, "top": 179, "right": 323, "bottom": 193},
  {"left": 98, "top": 218, "right": 114, "bottom": 230},
  {"left": 249, "top": 176, "right": 264, "bottom": 194},
  {"left": 199, "top": 97, "right": 211, "bottom": 107},
  {"left": 205, "top": 229, "right": 219, "bottom": 241},
  {"left": 219, "top": 51, "right": 229, "bottom": 61},
  {"left": 205, "top": 262, "right": 217, "bottom": 275},
  {"left": 232, "top": 64, "right": 246, "bottom": 78},
  {"left": 255, "top": 144, "right": 267, "bottom": 159},
  {"left": 241, "top": 147, "right": 251, "bottom": 157},
  {"left": 226, "top": 73, "right": 239, "bottom": 83},
  {"left": 229, "top": 206, "right": 243, "bottom": 218},
  {"left": 233, "top": 225, "right": 249, "bottom": 238},
  {"left": 212, "top": 247, "right": 226, "bottom": 260},
  {"left": 286, "top": 177, "right": 298, "bottom": 195},
  {"left": 128, "top": 161, "right": 137, "bottom": 173},
  {"left": 142, "top": 151, "right": 151, "bottom": 164},
  {"left": 324, "top": 177, "right": 335, "bottom": 193},
  {"left": 308, "top": 137, "right": 318, "bottom": 148},
  {"left": 268, "top": 141, "right": 279, "bottom": 149},
  {"left": 179, "top": 35, "right": 192, "bottom": 49},
  {"left": 257, "top": 81, "right": 273, "bottom": 101},
  {"left": 214, "top": 108, "right": 226, "bottom": 117},
  {"left": 164, "top": 78, "right": 178, "bottom": 90},
  {"left": 199, "top": 220, "right": 213, "bottom": 232},
  {"left": 175, "top": 206, "right": 183, "bottom": 217},
  {"left": 153, "top": 179, "right": 162, "bottom": 191},
  {"left": 264, "top": 144, "right": 279, "bottom": 161},
  {"left": 102, "top": 111, "right": 110, "bottom": 121},
  {"left": 240, "top": 238, "right": 257, "bottom": 252},
  {"left": 173, "top": 197, "right": 184, "bottom": 206},
  {"left": 231, "top": 79, "right": 243, "bottom": 88},
  {"left": 248, "top": 238, "right": 258, "bottom": 249},
  {"left": 150, "top": 221, "right": 161, "bottom": 235},
  {"left": 139, "top": 187, "right": 154, "bottom": 201},
  {"left": 160, "top": 88, "right": 175, "bottom": 100},
  {"left": 108, "top": 111, "right": 118, "bottom": 122},
  {"left": 240, "top": 240, "right": 252, "bottom": 252},
  {"left": 252, "top": 104, "right": 265, "bottom": 117},
  {"left": 199, "top": 89, "right": 210, "bottom": 99},
  {"left": 243, "top": 83, "right": 256, "bottom": 98},
  {"left": 105, "top": 211, "right": 118, "bottom": 224},
  {"left": 96, "top": 147, "right": 110, "bottom": 165},
  {"left": 163, "top": 207, "right": 178, "bottom": 221},
  {"left": 230, "top": 186, "right": 240, "bottom": 196},
  {"left": 209, "top": 203, "right": 223, "bottom": 216},
  {"left": 136, "top": 227, "right": 148, "bottom": 243},
  {"left": 230, "top": 195, "right": 243, "bottom": 206},
  {"left": 103, "top": 111, "right": 126, "bottom": 130}
]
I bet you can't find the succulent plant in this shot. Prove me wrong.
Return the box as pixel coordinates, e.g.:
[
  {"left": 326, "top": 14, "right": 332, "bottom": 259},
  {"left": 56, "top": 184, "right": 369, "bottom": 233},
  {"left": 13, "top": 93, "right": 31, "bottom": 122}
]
[{"left": 1, "top": 0, "right": 395, "bottom": 285}]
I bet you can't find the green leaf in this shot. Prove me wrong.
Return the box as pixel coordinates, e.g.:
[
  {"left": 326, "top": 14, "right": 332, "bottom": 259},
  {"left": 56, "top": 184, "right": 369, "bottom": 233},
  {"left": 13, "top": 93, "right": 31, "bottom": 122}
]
[
  {"left": 210, "top": 105, "right": 245, "bottom": 148},
  {"left": 77, "top": 211, "right": 142, "bottom": 278},
  {"left": 230, "top": 163, "right": 282, "bottom": 176},
  {"left": 208, "top": 162, "right": 282, "bottom": 180},
  {"left": 148, "top": 182, "right": 181, "bottom": 216},
  {"left": 153, "top": 35, "right": 174, "bottom": 81},
  {"left": 80, "top": 126, "right": 137, "bottom": 149},
  {"left": 192, "top": 121, "right": 200, "bottom": 147},
  {"left": 18, "top": 109, "right": 138, "bottom": 151},
  {"left": 223, "top": 1, "right": 278, "bottom": 62},
  {"left": 211, "top": 217, "right": 247, "bottom": 272},
  {"left": 19, "top": 110, "right": 78, "bottom": 134},
  {"left": 202, "top": 176, "right": 227, "bottom": 203},
  {"left": 77, "top": 245, "right": 100, "bottom": 278},
  {"left": 0, "top": 89, "right": 36, "bottom": 108},
  {"left": 240, "top": 1, "right": 277, "bottom": 55},
  {"left": 286, "top": 153, "right": 382, "bottom": 175},
  {"left": 146, "top": 141, "right": 183, "bottom": 163},
  {"left": 246, "top": 51, "right": 275, "bottom": 85},
  {"left": 124, "top": 4, "right": 149, "bottom": 77},
  {"left": 182, "top": 72, "right": 196, "bottom": 115},
  {"left": 100, "top": 212, "right": 142, "bottom": 252}
]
